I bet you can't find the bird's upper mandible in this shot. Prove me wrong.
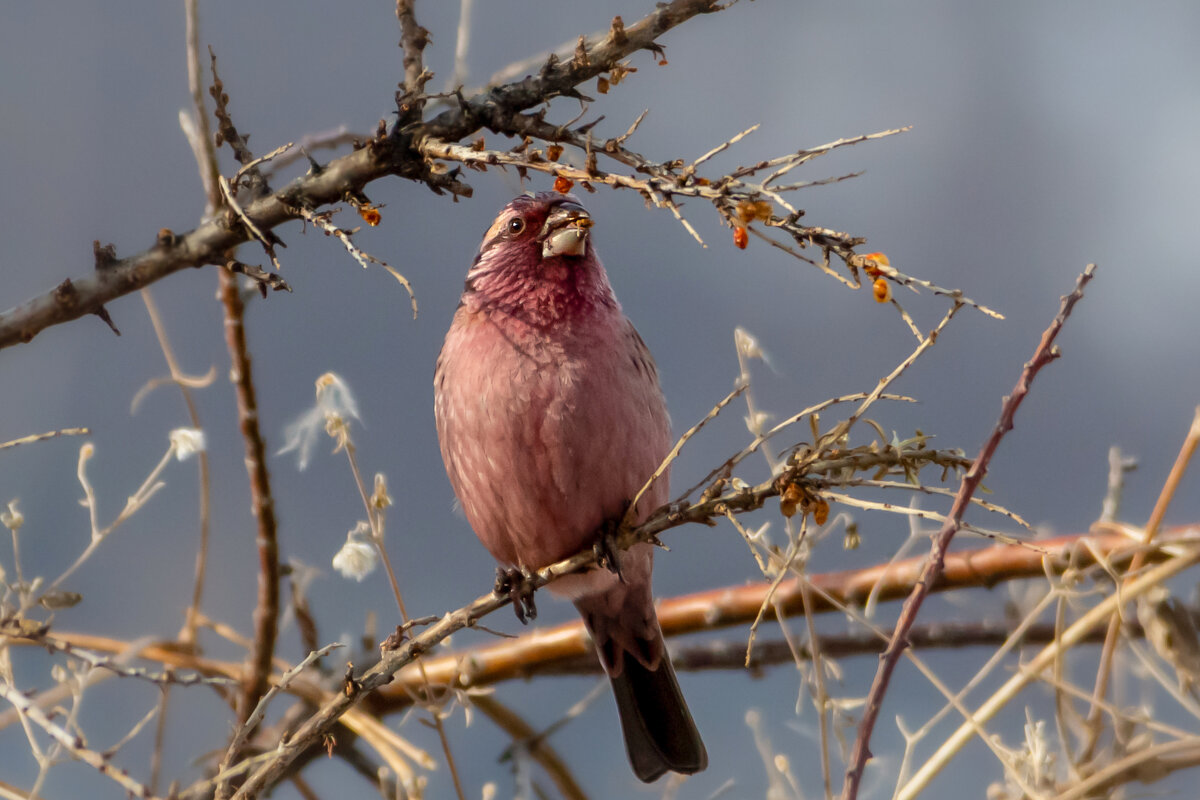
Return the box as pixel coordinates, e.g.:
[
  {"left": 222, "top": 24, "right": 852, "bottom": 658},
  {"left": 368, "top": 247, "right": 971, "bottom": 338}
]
[{"left": 537, "top": 199, "right": 594, "bottom": 258}]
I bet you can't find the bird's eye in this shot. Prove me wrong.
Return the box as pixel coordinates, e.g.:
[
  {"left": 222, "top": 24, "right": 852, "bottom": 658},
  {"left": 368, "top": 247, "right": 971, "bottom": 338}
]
[{"left": 507, "top": 217, "right": 525, "bottom": 234}]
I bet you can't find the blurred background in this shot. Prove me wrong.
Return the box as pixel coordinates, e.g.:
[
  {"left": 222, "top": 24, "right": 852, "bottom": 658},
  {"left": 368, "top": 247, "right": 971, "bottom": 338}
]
[{"left": 3, "top": 1, "right": 1200, "bottom": 798}]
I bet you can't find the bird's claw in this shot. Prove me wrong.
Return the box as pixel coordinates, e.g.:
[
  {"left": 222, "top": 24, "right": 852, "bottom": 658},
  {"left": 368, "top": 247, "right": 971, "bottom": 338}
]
[
  {"left": 593, "top": 518, "right": 625, "bottom": 582},
  {"left": 495, "top": 567, "right": 537, "bottom": 624}
]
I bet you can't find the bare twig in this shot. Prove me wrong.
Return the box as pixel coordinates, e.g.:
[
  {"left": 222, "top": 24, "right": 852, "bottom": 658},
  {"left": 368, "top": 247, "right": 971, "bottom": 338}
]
[
  {"left": 472, "top": 695, "right": 588, "bottom": 800},
  {"left": 217, "top": 269, "right": 282, "bottom": 738},
  {"left": 338, "top": 435, "right": 466, "bottom": 800},
  {"left": 621, "top": 380, "right": 748, "bottom": 529},
  {"left": 184, "top": 0, "right": 219, "bottom": 208},
  {"left": 895, "top": 537, "right": 1200, "bottom": 800},
  {"left": 215, "top": 644, "right": 342, "bottom": 799},
  {"left": 140, "top": 289, "right": 213, "bottom": 648},
  {"left": 396, "top": 0, "right": 432, "bottom": 100},
  {"left": 218, "top": 176, "right": 284, "bottom": 271},
  {"left": 0, "top": 682, "right": 167, "bottom": 800},
  {"left": 0, "top": 428, "right": 89, "bottom": 451},
  {"left": 186, "top": 17, "right": 287, "bottom": 753},
  {"left": 16, "top": 634, "right": 233, "bottom": 689},
  {"left": 1054, "top": 738, "right": 1200, "bottom": 800},
  {"left": 293, "top": 206, "right": 416, "bottom": 317},
  {"left": 1098, "top": 445, "right": 1137, "bottom": 524},
  {"left": 447, "top": 0, "right": 474, "bottom": 90},
  {"left": 841, "top": 264, "right": 1096, "bottom": 800},
  {"left": 1080, "top": 404, "right": 1200, "bottom": 761}
]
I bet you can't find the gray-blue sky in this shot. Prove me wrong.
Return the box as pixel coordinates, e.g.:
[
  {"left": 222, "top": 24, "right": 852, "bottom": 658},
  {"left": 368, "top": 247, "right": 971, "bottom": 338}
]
[{"left": 2, "top": 2, "right": 1199, "bottom": 798}]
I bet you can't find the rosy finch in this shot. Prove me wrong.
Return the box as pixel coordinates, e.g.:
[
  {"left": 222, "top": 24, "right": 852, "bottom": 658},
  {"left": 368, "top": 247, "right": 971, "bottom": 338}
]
[{"left": 434, "top": 193, "right": 707, "bottom": 781}]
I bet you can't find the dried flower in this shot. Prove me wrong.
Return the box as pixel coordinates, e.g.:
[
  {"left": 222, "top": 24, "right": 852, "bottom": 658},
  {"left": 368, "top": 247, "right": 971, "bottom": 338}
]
[
  {"left": 843, "top": 522, "right": 861, "bottom": 550},
  {"left": 744, "top": 411, "right": 770, "bottom": 436},
  {"left": 332, "top": 521, "right": 377, "bottom": 582},
  {"left": 169, "top": 428, "right": 207, "bottom": 461},
  {"left": 0, "top": 499, "right": 23, "bottom": 532},
  {"left": 371, "top": 473, "right": 393, "bottom": 509},
  {"left": 279, "top": 372, "right": 361, "bottom": 470},
  {"left": 734, "top": 327, "right": 764, "bottom": 360}
]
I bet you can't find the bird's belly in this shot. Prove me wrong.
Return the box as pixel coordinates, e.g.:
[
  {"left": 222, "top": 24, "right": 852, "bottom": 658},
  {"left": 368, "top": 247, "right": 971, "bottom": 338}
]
[{"left": 438, "top": 325, "right": 667, "bottom": 570}]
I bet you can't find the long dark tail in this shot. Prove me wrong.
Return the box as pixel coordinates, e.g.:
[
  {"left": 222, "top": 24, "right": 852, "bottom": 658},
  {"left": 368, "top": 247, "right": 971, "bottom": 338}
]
[{"left": 609, "top": 651, "right": 708, "bottom": 782}]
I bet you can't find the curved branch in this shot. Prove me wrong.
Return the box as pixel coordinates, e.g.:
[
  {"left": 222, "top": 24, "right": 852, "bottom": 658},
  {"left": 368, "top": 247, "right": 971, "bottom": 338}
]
[
  {"left": 10, "top": 525, "right": 1193, "bottom": 707},
  {"left": 371, "top": 524, "right": 1193, "bottom": 708}
]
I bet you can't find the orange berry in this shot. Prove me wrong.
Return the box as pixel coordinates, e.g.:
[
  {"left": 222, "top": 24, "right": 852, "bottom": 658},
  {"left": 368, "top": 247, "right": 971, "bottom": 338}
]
[
  {"left": 780, "top": 483, "right": 802, "bottom": 518},
  {"left": 813, "top": 498, "right": 830, "bottom": 526},
  {"left": 554, "top": 175, "right": 574, "bottom": 193},
  {"left": 873, "top": 278, "right": 891, "bottom": 303},
  {"left": 733, "top": 226, "right": 749, "bottom": 249},
  {"left": 358, "top": 206, "right": 381, "bottom": 226},
  {"left": 862, "top": 251, "right": 890, "bottom": 278}
]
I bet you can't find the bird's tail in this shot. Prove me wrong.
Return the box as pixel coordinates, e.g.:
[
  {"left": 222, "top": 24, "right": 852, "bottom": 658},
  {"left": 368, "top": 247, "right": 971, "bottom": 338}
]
[{"left": 608, "top": 647, "right": 708, "bottom": 782}]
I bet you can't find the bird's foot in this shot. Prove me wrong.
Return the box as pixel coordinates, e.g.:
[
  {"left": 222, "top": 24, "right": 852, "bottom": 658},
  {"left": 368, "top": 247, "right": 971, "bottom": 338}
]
[
  {"left": 495, "top": 567, "right": 537, "bottom": 624},
  {"left": 593, "top": 517, "right": 626, "bottom": 583}
]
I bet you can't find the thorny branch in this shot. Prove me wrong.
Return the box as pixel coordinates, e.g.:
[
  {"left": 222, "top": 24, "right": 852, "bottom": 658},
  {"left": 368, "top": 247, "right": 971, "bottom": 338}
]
[
  {"left": 0, "top": 0, "right": 995, "bottom": 352},
  {"left": 191, "top": 18, "right": 284, "bottom": 763},
  {"left": 396, "top": 0, "right": 433, "bottom": 106},
  {"left": 218, "top": 269, "right": 283, "bottom": 737},
  {"left": 0, "top": 0, "right": 726, "bottom": 349},
  {"left": 420, "top": 125, "right": 1000, "bottom": 321}
]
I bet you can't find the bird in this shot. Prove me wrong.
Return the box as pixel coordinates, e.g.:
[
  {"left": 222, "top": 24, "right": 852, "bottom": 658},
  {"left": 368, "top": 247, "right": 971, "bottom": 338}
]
[{"left": 434, "top": 192, "right": 707, "bottom": 782}]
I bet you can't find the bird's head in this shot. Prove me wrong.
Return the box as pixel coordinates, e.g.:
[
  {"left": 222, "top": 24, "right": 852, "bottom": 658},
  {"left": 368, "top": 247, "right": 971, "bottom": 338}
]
[
  {"left": 477, "top": 192, "right": 594, "bottom": 262},
  {"left": 463, "top": 192, "right": 616, "bottom": 321}
]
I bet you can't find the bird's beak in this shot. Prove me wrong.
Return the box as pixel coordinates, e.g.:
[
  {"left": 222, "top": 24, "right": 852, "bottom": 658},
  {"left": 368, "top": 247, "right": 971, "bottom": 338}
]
[{"left": 539, "top": 204, "right": 593, "bottom": 258}]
